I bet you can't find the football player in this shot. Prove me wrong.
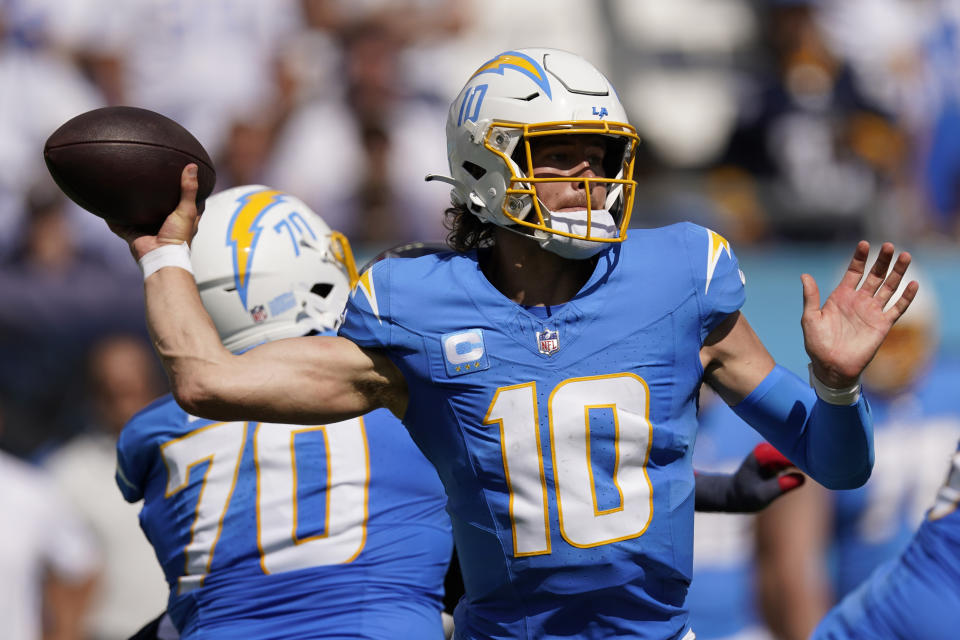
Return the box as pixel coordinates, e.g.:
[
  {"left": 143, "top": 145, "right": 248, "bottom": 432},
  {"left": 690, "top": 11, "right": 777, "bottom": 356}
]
[
  {"left": 811, "top": 439, "right": 960, "bottom": 639},
  {"left": 114, "top": 186, "right": 453, "bottom": 638},
  {"left": 108, "top": 48, "right": 916, "bottom": 639}
]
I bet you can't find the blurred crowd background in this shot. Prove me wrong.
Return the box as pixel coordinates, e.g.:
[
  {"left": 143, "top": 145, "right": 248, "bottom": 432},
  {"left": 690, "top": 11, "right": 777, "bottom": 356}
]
[{"left": 2, "top": 1, "right": 960, "bottom": 639}]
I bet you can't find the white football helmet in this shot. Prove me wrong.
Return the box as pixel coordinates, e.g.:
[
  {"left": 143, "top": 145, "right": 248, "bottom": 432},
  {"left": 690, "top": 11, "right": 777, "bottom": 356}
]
[
  {"left": 437, "top": 48, "right": 640, "bottom": 247},
  {"left": 192, "top": 185, "right": 358, "bottom": 353}
]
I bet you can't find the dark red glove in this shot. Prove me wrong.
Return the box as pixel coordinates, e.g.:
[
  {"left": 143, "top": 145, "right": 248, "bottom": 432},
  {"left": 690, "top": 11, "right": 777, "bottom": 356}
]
[{"left": 694, "top": 443, "right": 805, "bottom": 513}]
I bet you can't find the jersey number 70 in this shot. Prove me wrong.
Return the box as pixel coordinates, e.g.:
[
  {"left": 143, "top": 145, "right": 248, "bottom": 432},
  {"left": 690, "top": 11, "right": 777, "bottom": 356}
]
[
  {"left": 485, "top": 373, "right": 653, "bottom": 556},
  {"left": 160, "top": 418, "right": 369, "bottom": 594}
]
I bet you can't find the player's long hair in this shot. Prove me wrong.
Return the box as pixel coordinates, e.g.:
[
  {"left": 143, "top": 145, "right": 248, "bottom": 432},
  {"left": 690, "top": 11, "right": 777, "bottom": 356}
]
[{"left": 443, "top": 203, "right": 496, "bottom": 252}]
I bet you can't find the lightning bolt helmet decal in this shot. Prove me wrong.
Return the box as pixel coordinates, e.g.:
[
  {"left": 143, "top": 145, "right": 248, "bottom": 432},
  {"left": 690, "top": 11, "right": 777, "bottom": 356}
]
[
  {"left": 226, "top": 189, "right": 285, "bottom": 308},
  {"left": 469, "top": 50, "right": 552, "bottom": 100}
]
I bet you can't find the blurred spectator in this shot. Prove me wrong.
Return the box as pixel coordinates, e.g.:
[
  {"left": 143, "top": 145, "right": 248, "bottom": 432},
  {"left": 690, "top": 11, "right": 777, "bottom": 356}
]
[
  {"left": 909, "top": 2, "right": 960, "bottom": 239},
  {"left": 604, "top": 0, "right": 757, "bottom": 170},
  {"left": 265, "top": 15, "right": 450, "bottom": 245},
  {"left": 0, "top": 1, "right": 107, "bottom": 260},
  {"left": 0, "top": 402, "right": 102, "bottom": 640},
  {"left": 813, "top": 0, "right": 931, "bottom": 122},
  {"left": 0, "top": 183, "right": 145, "bottom": 455},
  {"left": 715, "top": 1, "right": 909, "bottom": 243},
  {"left": 594, "top": 0, "right": 767, "bottom": 243},
  {"left": 755, "top": 261, "right": 960, "bottom": 640},
  {"left": 82, "top": 0, "right": 304, "bottom": 161},
  {"left": 41, "top": 334, "right": 168, "bottom": 640},
  {"left": 812, "top": 0, "right": 960, "bottom": 241}
]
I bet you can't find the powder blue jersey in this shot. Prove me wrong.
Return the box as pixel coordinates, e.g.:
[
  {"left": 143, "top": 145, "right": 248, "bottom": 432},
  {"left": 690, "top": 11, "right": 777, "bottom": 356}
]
[
  {"left": 116, "top": 395, "right": 452, "bottom": 639},
  {"left": 339, "top": 222, "right": 745, "bottom": 639},
  {"left": 812, "top": 440, "right": 960, "bottom": 640},
  {"left": 828, "top": 362, "right": 960, "bottom": 598}
]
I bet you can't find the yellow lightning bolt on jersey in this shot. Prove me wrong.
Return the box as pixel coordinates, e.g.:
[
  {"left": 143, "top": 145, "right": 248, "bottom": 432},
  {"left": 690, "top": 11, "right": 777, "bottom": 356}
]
[
  {"left": 353, "top": 268, "right": 382, "bottom": 325},
  {"left": 704, "top": 229, "right": 732, "bottom": 295}
]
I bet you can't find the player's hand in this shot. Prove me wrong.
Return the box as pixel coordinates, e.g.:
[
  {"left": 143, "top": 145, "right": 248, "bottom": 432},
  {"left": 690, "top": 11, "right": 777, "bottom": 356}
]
[
  {"left": 695, "top": 443, "right": 805, "bottom": 513},
  {"left": 108, "top": 164, "right": 201, "bottom": 261},
  {"left": 801, "top": 241, "right": 918, "bottom": 389},
  {"left": 729, "top": 443, "right": 804, "bottom": 511}
]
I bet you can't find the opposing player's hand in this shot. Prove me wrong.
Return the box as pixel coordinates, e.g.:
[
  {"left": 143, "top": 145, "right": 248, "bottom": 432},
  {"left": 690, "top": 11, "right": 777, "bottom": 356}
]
[
  {"left": 732, "top": 443, "right": 805, "bottom": 511},
  {"left": 801, "top": 241, "right": 918, "bottom": 389},
  {"left": 695, "top": 443, "right": 805, "bottom": 513},
  {"left": 108, "top": 164, "right": 201, "bottom": 261}
]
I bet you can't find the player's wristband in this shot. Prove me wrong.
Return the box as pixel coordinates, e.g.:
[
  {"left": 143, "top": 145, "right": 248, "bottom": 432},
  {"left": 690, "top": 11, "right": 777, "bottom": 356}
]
[
  {"left": 139, "top": 242, "right": 193, "bottom": 280},
  {"left": 808, "top": 363, "right": 861, "bottom": 405}
]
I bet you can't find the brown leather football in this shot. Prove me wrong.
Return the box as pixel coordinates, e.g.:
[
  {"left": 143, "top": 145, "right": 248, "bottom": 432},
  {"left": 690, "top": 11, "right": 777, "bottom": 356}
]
[{"left": 44, "top": 106, "right": 216, "bottom": 231}]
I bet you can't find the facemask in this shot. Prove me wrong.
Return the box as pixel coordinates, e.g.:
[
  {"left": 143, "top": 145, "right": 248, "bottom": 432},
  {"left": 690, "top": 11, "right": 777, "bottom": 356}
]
[{"left": 534, "top": 207, "right": 618, "bottom": 260}]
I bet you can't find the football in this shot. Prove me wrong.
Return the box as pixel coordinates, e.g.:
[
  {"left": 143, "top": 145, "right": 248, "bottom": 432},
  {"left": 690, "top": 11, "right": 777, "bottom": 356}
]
[{"left": 43, "top": 106, "right": 217, "bottom": 231}]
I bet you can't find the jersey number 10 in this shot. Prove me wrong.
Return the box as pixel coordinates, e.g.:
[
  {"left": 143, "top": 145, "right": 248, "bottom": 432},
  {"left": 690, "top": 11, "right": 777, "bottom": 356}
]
[{"left": 485, "top": 373, "right": 654, "bottom": 556}]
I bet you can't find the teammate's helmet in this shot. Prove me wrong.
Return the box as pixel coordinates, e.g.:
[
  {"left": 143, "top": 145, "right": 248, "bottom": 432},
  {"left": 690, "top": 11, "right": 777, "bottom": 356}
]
[
  {"left": 192, "top": 185, "right": 359, "bottom": 353},
  {"left": 443, "top": 48, "right": 640, "bottom": 245}
]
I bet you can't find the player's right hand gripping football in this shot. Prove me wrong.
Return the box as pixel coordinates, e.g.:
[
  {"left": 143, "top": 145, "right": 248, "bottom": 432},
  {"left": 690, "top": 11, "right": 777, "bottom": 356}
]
[{"left": 108, "top": 164, "right": 201, "bottom": 261}]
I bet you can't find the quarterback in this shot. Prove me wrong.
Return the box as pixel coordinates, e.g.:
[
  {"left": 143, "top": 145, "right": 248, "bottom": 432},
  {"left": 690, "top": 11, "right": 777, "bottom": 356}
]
[{"left": 109, "top": 49, "right": 916, "bottom": 639}]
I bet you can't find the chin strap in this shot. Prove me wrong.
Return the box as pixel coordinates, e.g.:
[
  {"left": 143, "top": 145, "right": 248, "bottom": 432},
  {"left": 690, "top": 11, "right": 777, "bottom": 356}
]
[
  {"left": 425, "top": 174, "right": 489, "bottom": 213},
  {"left": 424, "top": 173, "right": 461, "bottom": 188}
]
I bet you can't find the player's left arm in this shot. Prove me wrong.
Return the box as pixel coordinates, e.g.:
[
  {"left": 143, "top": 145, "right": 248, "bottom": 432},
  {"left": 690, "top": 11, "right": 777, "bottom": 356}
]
[{"left": 701, "top": 242, "right": 917, "bottom": 489}]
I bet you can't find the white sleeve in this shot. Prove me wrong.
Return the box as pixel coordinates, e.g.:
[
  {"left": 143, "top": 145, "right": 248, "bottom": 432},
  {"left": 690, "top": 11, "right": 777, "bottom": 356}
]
[{"left": 38, "top": 478, "right": 103, "bottom": 581}]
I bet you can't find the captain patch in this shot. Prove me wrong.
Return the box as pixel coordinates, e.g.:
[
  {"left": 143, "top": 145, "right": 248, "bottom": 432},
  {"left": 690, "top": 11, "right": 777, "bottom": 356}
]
[{"left": 441, "top": 329, "right": 490, "bottom": 376}]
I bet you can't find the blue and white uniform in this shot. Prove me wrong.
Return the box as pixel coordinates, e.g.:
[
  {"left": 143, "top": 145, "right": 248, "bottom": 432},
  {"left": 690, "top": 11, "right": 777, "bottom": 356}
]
[
  {"left": 340, "top": 222, "right": 745, "bottom": 639},
  {"left": 116, "top": 396, "right": 452, "bottom": 639},
  {"left": 813, "top": 440, "right": 960, "bottom": 639},
  {"left": 828, "top": 363, "right": 960, "bottom": 598}
]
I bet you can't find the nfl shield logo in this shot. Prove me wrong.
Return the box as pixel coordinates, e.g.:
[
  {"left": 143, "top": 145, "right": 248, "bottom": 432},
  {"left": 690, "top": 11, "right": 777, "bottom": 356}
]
[
  {"left": 536, "top": 328, "right": 560, "bottom": 355},
  {"left": 250, "top": 305, "right": 269, "bottom": 324}
]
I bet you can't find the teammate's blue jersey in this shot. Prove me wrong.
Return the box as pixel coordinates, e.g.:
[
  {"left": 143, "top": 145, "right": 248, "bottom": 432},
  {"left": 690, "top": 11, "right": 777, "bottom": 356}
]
[
  {"left": 686, "top": 399, "right": 768, "bottom": 640},
  {"left": 115, "top": 395, "right": 452, "bottom": 639},
  {"left": 812, "top": 440, "right": 960, "bottom": 640},
  {"left": 339, "top": 222, "right": 745, "bottom": 639},
  {"left": 829, "top": 361, "right": 960, "bottom": 598}
]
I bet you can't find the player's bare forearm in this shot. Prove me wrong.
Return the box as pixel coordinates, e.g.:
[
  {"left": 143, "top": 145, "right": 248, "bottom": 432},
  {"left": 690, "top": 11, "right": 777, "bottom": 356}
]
[
  {"left": 148, "top": 281, "right": 405, "bottom": 424},
  {"left": 143, "top": 265, "right": 232, "bottom": 413},
  {"left": 701, "top": 311, "right": 776, "bottom": 404},
  {"left": 200, "top": 336, "right": 407, "bottom": 424}
]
